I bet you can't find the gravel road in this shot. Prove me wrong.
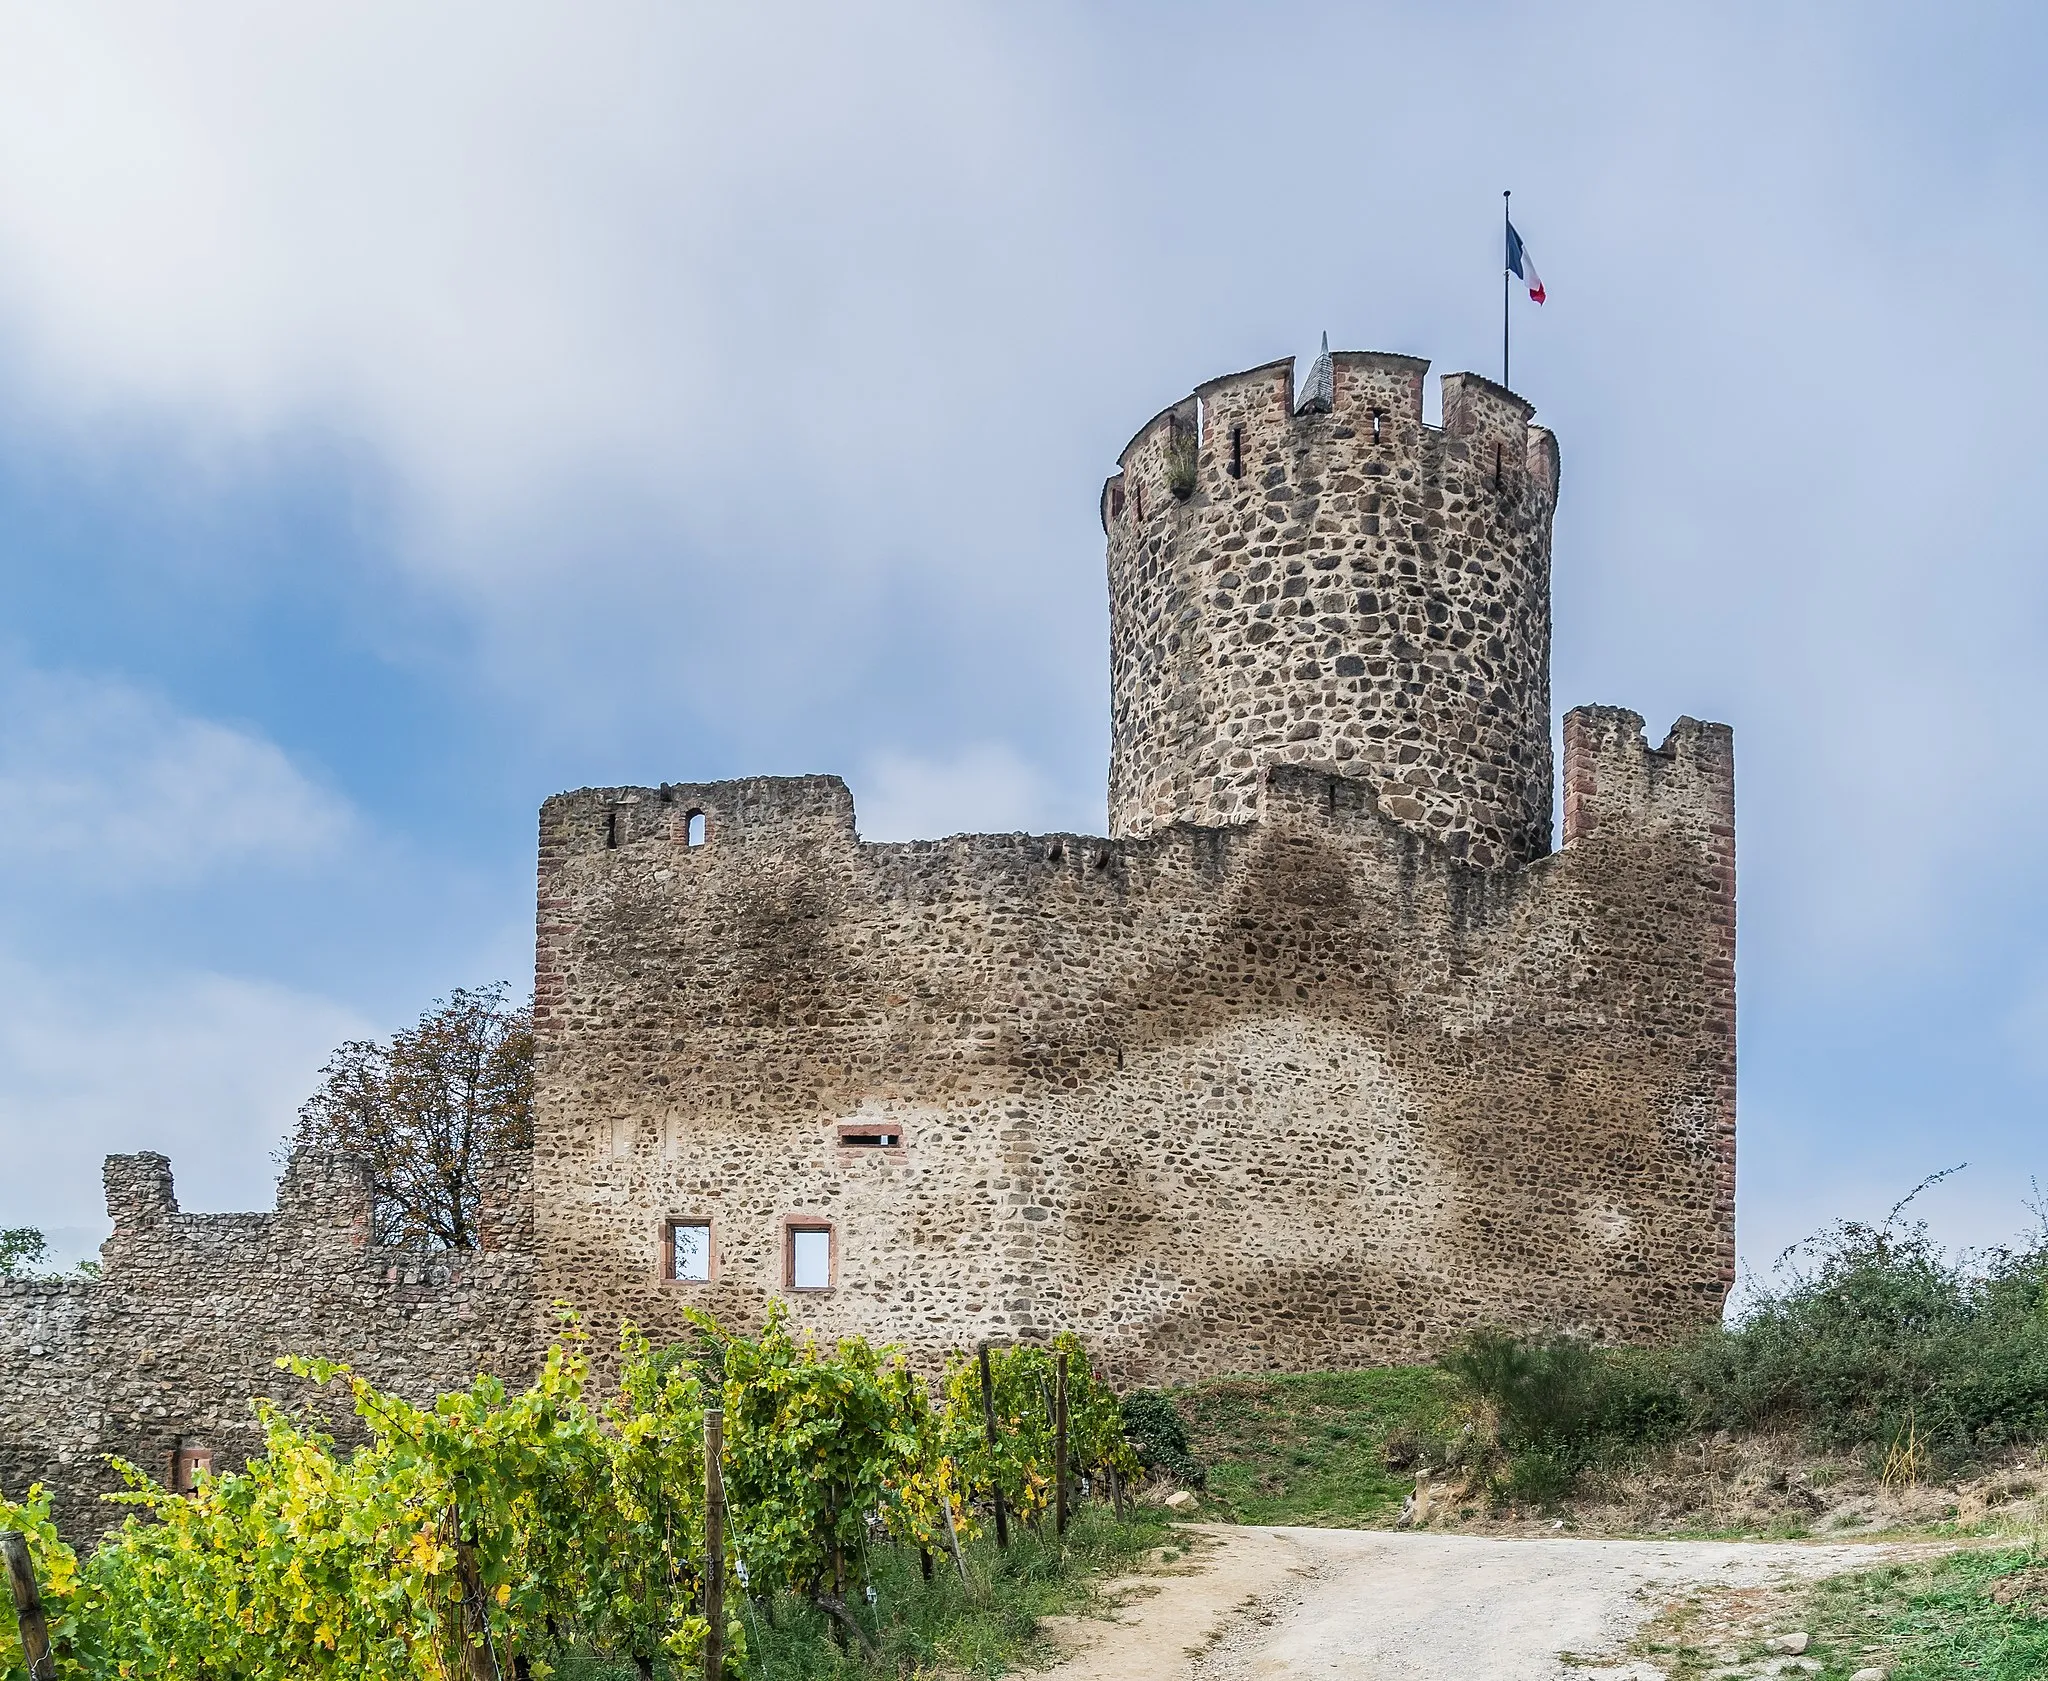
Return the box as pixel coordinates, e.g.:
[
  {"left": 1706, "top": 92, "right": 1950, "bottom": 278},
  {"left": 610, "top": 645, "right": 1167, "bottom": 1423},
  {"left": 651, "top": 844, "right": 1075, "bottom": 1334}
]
[{"left": 1043, "top": 1525, "right": 1897, "bottom": 1681}]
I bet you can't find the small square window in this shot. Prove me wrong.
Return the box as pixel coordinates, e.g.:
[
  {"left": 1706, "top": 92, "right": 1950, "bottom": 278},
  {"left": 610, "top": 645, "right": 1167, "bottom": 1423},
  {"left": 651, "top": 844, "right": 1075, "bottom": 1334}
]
[
  {"left": 174, "top": 1445, "right": 213, "bottom": 1493},
  {"left": 787, "top": 1224, "right": 833, "bottom": 1291},
  {"left": 665, "top": 1218, "right": 712, "bottom": 1283}
]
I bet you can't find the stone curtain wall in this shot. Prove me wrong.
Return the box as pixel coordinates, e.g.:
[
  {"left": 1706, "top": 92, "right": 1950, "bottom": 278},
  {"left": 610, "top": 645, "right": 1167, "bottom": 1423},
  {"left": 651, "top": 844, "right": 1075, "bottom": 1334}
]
[
  {"left": 532, "top": 714, "right": 1734, "bottom": 1390},
  {"left": 0, "top": 1150, "right": 536, "bottom": 1544},
  {"left": 1104, "top": 353, "right": 1558, "bottom": 869}
]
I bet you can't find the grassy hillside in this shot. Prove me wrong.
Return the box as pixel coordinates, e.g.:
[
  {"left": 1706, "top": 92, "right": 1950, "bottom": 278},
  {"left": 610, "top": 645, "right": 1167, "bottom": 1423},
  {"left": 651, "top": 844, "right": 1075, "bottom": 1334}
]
[{"left": 1172, "top": 1366, "right": 1458, "bottom": 1527}]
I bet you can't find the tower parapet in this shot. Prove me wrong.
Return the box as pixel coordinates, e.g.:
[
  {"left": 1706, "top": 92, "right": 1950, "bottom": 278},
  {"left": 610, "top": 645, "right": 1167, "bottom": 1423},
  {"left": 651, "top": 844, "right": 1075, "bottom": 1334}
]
[{"left": 1104, "top": 350, "right": 1559, "bottom": 868}]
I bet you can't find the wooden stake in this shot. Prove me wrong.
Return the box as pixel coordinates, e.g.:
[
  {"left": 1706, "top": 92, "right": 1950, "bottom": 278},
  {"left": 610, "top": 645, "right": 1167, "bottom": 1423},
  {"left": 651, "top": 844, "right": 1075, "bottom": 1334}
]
[
  {"left": 938, "top": 1488, "right": 969, "bottom": 1584},
  {"left": 1, "top": 1532, "right": 55, "bottom": 1681},
  {"left": 453, "top": 1524, "right": 503, "bottom": 1681},
  {"left": 704, "top": 1408, "right": 725, "bottom": 1681},
  {"left": 978, "top": 1343, "right": 1009, "bottom": 1549},
  {"left": 1054, "top": 1351, "right": 1070, "bottom": 1537}
]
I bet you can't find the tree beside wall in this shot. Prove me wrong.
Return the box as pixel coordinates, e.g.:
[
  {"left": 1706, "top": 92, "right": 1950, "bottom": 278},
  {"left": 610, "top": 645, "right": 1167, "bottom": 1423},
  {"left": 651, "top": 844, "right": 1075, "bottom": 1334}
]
[{"left": 291, "top": 983, "right": 534, "bottom": 1249}]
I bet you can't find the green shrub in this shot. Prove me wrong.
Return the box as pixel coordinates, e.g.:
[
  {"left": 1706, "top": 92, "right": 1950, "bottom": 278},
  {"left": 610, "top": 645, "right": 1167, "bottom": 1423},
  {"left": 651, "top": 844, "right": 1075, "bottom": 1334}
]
[
  {"left": 1681, "top": 1209, "right": 2048, "bottom": 1465},
  {"left": 1439, "top": 1331, "right": 1686, "bottom": 1498},
  {"left": 1119, "top": 1390, "right": 1205, "bottom": 1488},
  {"left": 1441, "top": 1332, "right": 1607, "bottom": 1447},
  {"left": 1440, "top": 1188, "right": 2048, "bottom": 1494}
]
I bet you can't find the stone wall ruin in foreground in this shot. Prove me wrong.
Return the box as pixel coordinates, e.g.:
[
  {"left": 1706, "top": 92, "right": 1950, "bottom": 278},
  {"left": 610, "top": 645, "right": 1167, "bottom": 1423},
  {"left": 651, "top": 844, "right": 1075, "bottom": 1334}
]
[{"left": 0, "top": 1150, "right": 534, "bottom": 1543}]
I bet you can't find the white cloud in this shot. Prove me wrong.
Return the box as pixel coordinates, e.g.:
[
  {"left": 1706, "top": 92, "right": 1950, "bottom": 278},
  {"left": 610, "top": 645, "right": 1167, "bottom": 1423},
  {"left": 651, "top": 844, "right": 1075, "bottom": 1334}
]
[
  {"left": 0, "top": 950, "right": 371, "bottom": 1243},
  {"left": 856, "top": 743, "right": 1082, "bottom": 843},
  {"left": 0, "top": 664, "right": 350, "bottom": 888},
  {"left": 0, "top": 7, "right": 1091, "bottom": 552}
]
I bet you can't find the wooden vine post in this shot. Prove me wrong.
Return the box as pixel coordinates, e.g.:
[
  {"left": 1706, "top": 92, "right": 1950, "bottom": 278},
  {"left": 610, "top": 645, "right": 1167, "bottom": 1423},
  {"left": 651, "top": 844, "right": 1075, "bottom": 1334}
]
[
  {"left": 1054, "top": 1350, "right": 1070, "bottom": 1536},
  {"left": 2, "top": 1530, "right": 57, "bottom": 1681},
  {"left": 937, "top": 1488, "right": 969, "bottom": 1583},
  {"left": 704, "top": 1408, "right": 726, "bottom": 1681},
  {"left": 450, "top": 1503, "right": 503, "bottom": 1681},
  {"left": 977, "top": 1342, "right": 1009, "bottom": 1549}
]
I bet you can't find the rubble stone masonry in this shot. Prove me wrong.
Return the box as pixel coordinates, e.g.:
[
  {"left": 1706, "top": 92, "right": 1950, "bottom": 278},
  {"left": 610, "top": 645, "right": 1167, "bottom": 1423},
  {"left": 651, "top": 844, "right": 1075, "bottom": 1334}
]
[
  {"left": 532, "top": 351, "right": 1734, "bottom": 1388},
  {"left": 0, "top": 1150, "right": 533, "bottom": 1543},
  {"left": 534, "top": 713, "right": 1734, "bottom": 1391}
]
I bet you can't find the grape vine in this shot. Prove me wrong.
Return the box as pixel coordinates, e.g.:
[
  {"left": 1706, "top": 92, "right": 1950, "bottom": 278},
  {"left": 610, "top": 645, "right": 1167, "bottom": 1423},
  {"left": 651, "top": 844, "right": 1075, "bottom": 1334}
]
[{"left": 0, "top": 1315, "right": 1142, "bottom": 1679}]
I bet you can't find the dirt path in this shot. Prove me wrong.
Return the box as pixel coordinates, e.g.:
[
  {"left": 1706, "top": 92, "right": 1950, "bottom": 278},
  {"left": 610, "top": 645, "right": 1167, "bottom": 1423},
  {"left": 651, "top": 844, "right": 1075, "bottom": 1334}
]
[{"left": 1043, "top": 1526, "right": 1899, "bottom": 1680}]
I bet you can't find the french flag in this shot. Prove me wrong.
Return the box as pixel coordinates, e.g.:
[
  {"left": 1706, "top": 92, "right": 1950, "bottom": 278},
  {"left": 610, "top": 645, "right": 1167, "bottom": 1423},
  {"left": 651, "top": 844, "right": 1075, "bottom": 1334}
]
[{"left": 1506, "top": 220, "right": 1545, "bottom": 304}]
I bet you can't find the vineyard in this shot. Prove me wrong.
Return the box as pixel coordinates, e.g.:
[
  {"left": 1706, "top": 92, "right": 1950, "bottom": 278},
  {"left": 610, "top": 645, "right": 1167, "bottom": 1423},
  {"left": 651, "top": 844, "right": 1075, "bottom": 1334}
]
[{"left": 0, "top": 1306, "right": 1150, "bottom": 1680}]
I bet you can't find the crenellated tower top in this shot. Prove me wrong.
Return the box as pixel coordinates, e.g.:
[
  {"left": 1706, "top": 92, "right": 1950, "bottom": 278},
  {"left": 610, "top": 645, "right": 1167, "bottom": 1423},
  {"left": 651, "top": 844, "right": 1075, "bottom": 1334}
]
[{"left": 1102, "top": 349, "right": 1560, "bottom": 868}]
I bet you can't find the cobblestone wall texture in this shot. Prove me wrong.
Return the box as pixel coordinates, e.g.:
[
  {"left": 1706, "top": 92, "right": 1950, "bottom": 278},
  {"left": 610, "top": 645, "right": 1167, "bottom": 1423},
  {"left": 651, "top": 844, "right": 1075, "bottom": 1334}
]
[
  {"left": 0, "top": 1149, "right": 534, "bottom": 1543},
  {"left": 532, "top": 350, "right": 1734, "bottom": 1389}
]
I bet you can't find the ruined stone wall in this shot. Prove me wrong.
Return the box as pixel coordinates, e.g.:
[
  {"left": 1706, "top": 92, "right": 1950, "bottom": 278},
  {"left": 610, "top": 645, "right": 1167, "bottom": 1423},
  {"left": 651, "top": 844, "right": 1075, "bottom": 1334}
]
[
  {"left": 532, "top": 712, "right": 1734, "bottom": 1390},
  {"left": 0, "top": 1149, "right": 536, "bottom": 1545},
  {"left": 1105, "top": 353, "right": 1558, "bottom": 868}
]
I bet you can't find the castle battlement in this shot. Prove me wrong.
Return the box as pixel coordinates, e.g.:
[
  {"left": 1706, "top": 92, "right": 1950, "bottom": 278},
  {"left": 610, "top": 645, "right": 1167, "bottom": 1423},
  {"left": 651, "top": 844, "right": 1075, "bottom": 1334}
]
[
  {"left": 541, "top": 775, "right": 858, "bottom": 857},
  {"left": 1106, "top": 355, "right": 1557, "bottom": 527},
  {"left": 1562, "top": 707, "right": 1736, "bottom": 849}
]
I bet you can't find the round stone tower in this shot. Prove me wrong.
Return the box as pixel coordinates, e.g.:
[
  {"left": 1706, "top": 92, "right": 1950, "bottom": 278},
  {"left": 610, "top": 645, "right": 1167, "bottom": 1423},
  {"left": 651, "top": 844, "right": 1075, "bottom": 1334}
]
[{"left": 1103, "top": 350, "right": 1560, "bottom": 869}]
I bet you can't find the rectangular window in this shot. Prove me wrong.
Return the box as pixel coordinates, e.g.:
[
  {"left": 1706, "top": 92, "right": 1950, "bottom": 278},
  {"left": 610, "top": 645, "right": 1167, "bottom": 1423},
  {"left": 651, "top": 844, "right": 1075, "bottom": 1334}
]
[
  {"left": 836, "top": 1120, "right": 904, "bottom": 1150},
  {"left": 174, "top": 1445, "right": 213, "bottom": 1493},
  {"left": 787, "top": 1223, "right": 833, "bottom": 1291},
  {"left": 665, "top": 1218, "right": 713, "bottom": 1283}
]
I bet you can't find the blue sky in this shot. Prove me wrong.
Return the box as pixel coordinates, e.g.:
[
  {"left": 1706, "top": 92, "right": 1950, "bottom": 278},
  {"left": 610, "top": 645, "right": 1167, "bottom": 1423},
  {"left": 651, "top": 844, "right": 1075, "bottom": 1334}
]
[{"left": 0, "top": 3, "right": 2042, "bottom": 1279}]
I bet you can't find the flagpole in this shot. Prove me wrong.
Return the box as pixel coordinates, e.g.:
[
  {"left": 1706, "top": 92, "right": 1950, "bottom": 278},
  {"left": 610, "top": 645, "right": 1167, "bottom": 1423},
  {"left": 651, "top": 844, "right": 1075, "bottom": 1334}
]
[{"left": 1502, "top": 189, "right": 1511, "bottom": 390}]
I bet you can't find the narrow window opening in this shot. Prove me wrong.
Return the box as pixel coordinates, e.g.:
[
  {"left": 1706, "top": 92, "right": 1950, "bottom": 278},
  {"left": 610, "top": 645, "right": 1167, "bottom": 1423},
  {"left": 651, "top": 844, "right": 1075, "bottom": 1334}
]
[
  {"left": 1110, "top": 483, "right": 1125, "bottom": 518},
  {"left": 840, "top": 1130, "right": 899, "bottom": 1148},
  {"left": 685, "top": 810, "right": 707, "bottom": 847},
  {"left": 665, "top": 1218, "right": 712, "bottom": 1282},
  {"left": 1228, "top": 426, "right": 1243, "bottom": 478},
  {"left": 1135, "top": 484, "right": 1144, "bottom": 521},
  {"left": 173, "top": 1444, "right": 214, "bottom": 1494},
  {"left": 1371, "top": 409, "right": 1383, "bottom": 443},
  {"left": 1493, "top": 441, "right": 1503, "bottom": 489},
  {"left": 1046, "top": 839, "right": 1065, "bottom": 865},
  {"left": 787, "top": 1223, "right": 833, "bottom": 1291},
  {"left": 605, "top": 809, "right": 619, "bottom": 849}
]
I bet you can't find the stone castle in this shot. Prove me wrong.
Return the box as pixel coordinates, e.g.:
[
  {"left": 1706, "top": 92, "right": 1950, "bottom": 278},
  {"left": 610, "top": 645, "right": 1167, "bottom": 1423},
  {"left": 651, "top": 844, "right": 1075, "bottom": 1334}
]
[{"left": 3, "top": 347, "right": 1736, "bottom": 1540}]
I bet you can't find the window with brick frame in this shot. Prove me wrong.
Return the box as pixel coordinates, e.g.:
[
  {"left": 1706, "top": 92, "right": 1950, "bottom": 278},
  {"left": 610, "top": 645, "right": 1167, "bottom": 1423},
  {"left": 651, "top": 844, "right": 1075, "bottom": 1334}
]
[
  {"left": 173, "top": 1443, "right": 214, "bottom": 1493},
  {"left": 664, "top": 1217, "right": 713, "bottom": 1283},
  {"left": 786, "top": 1221, "right": 833, "bottom": 1291}
]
